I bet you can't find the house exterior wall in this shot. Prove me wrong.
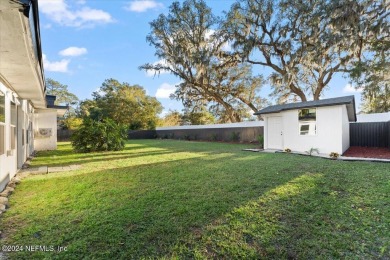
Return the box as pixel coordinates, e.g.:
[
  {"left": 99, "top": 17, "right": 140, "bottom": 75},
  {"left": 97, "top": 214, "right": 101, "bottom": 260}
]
[
  {"left": 0, "top": 82, "right": 37, "bottom": 191},
  {"left": 264, "top": 105, "right": 349, "bottom": 155},
  {"left": 34, "top": 109, "right": 57, "bottom": 151}
]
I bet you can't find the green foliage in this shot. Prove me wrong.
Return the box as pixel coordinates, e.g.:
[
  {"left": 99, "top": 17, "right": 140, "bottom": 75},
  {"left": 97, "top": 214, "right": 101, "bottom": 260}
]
[
  {"left": 223, "top": 0, "right": 387, "bottom": 103},
  {"left": 329, "top": 152, "right": 340, "bottom": 159},
  {"left": 71, "top": 118, "right": 127, "bottom": 153},
  {"left": 306, "top": 148, "right": 319, "bottom": 156},
  {"left": 210, "top": 133, "right": 218, "bottom": 141},
  {"left": 46, "top": 78, "right": 79, "bottom": 106},
  {"left": 360, "top": 83, "right": 390, "bottom": 113},
  {"left": 161, "top": 110, "right": 182, "bottom": 126},
  {"left": 184, "top": 134, "right": 191, "bottom": 141},
  {"left": 182, "top": 109, "right": 216, "bottom": 125},
  {"left": 61, "top": 117, "right": 83, "bottom": 130},
  {"left": 257, "top": 135, "right": 264, "bottom": 148},
  {"left": 81, "top": 79, "right": 162, "bottom": 130},
  {"left": 230, "top": 131, "right": 240, "bottom": 142}
]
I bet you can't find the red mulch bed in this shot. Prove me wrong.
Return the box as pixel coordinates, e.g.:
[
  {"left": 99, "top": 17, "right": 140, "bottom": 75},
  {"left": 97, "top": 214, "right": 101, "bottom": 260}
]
[{"left": 343, "top": 146, "right": 390, "bottom": 159}]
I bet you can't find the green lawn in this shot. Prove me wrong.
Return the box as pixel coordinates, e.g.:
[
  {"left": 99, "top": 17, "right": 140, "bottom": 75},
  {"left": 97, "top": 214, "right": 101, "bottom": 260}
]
[{"left": 1, "top": 140, "right": 389, "bottom": 259}]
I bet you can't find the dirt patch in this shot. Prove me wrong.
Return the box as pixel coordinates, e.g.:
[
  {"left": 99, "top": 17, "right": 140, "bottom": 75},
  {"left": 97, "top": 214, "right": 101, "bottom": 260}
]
[{"left": 343, "top": 146, "right": 390, "bottom": 159}]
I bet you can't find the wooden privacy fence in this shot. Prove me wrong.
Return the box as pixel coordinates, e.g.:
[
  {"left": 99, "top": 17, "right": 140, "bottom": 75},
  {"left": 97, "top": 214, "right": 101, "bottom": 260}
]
[
  {"left": 58, "top": 126, "right": 264, "bottom": 143},
  {"left": 350, "top": 121, "right": 390, "bottom": 148},
  {"left": 155, "top": 126, "right": 263, "bottom": 142},
  {"left": 57, "top": 129, "right": 74, "bottom": 141}
]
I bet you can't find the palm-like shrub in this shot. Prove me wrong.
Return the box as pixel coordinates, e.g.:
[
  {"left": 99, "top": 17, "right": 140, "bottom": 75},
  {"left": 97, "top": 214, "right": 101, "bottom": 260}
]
[{"left": 71, "top": 118, "right": 127, "bottom": 153}]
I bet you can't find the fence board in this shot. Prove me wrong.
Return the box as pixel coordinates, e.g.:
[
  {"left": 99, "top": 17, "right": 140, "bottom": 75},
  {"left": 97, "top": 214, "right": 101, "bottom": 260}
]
[
  {"left": 58, "top": 126, "right": 264, "bottom": 143},
  {"left": 156, "top": 127, "right": 263, "bottom": 142},
  {"left": 350, "top": 121, "right": 389, "bottom": 147}
]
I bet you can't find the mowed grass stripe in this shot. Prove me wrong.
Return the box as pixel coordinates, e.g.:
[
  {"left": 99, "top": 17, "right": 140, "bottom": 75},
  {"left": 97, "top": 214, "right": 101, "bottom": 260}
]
[{"left": 1, "top": 140, "right": 389, "bottom": 259}]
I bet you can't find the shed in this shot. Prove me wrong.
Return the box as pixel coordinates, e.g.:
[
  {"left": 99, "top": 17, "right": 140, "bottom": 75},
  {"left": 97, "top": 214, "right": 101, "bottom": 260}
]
[{"left": 254, "top": 96, "right": 356, "bottom": 155}]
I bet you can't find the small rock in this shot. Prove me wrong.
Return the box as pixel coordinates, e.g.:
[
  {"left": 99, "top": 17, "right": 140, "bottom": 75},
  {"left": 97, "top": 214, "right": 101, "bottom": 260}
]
[
  {"left": 5, "top": 187, "right": 14, "bottom": 194},
  {"left": 8, "top": 182, "right": 16, "bottom": 188},
  {"left": 0, "top": 197, "right": 8, "bottom": 204},
  {"left": 13, "top": 177, "right": 21, "bottom": 184},
  {"left": 0, "top": 204, "right": 6, "bottom": 212}
]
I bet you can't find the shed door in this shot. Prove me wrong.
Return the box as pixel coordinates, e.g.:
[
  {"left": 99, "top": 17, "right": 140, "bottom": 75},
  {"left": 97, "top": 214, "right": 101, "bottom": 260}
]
[{"left": 268, "top": 117, "right": 283, "bottom": 149}]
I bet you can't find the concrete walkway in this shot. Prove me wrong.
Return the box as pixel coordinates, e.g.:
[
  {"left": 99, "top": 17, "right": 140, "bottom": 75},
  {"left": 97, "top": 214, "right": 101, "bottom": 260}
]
[
  {"left": 18, "top": 165, "right": 81, "bottom": 178},
  {"left": 243, "top": 149, "right": 390, "bottom": 163}
]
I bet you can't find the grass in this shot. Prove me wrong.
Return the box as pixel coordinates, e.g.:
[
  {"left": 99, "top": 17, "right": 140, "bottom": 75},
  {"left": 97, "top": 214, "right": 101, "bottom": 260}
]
[{"left": 0, "top": 140, "right": 389, "bottom": 259}]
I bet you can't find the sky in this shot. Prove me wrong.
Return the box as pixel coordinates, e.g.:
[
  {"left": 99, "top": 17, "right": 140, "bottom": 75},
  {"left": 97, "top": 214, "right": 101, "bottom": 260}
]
[{"left": 38, "top": 0, "right": 364, "bottom": 116}]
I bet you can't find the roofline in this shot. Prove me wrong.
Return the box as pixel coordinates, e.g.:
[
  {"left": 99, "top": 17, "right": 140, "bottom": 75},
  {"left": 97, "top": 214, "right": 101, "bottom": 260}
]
[{"left": 254, "top": 99, "right": 355, "bottom": 115}]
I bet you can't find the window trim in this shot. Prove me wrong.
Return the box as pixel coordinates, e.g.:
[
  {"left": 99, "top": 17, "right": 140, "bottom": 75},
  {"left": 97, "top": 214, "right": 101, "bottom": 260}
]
[{"left": 298, "top": 108, "right": 317, "bottom": 136}]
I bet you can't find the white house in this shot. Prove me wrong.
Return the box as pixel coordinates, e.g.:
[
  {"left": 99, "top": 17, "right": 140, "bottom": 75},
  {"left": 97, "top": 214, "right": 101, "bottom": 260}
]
[
  {"left": 254, "top": 96, "right": 357, "bottom": 155},
  {"left": 0, "top": 0, "right": 66, "bottom": 191}
]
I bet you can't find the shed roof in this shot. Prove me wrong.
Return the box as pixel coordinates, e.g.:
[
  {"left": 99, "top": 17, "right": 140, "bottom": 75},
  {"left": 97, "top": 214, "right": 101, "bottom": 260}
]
[{"left": 254, "top": 95, "right": 356, "bottom": 122}]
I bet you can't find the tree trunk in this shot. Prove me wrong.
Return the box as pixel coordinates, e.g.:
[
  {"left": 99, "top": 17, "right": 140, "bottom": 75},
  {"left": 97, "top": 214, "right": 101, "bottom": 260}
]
[{"left": 290, "top": 83, "right": 307, "bottom": 102}]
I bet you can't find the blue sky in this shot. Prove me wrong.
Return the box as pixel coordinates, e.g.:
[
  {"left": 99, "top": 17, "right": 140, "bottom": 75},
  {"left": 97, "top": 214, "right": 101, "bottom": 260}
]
[{"left": 38, "top": 0, "right": 363, "bottom": 115}]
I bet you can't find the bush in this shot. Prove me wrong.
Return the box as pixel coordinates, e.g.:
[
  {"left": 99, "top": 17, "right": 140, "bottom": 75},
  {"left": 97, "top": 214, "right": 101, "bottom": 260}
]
[
  {"left": 71, "top": 118, "right": 127, "bottom": 153},
  {"left": 230, "top": 132, "right": 240, "bottom": 142},
  {"left": 210, "top": 133, "right": 218, "bottom": 141},
  {"left": 257, "top": 135, "right": 264, "bottom": 148}
]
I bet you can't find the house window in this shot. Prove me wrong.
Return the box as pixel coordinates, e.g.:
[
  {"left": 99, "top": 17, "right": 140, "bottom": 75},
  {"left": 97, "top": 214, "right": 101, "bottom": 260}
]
[
  {"left": 10, "top": 101, "right": 17, "bottom": 126},
  {"left": 0, "top": 90, "right": 5, "bottom": 155},
  {"left": 0, "top": 125, "right": 4, "bottom": 155},
  {"left": 0, "top": 90, "right": 4, "bottom": 123},
  {"left": 10, "top": 126, "right": 16, "bottom": 150},
  {"left": 299, "top": 108, "right": 316, "bottom": 135}
]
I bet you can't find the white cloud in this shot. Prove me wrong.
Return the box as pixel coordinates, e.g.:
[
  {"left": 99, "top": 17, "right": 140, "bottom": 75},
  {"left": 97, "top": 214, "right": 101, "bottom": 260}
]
[
  {"left": 42, "top": 54, "right": 70, "bottom": 73},
  {"left": 42, "top": 23, "right": 52, "bottom": 29},
  {"left": 59, "top": 47, "right": 87, "bottom": 57},
  {"left": 343, "top": 83, "right": 363, "bottom": 93},
  {"left": 124, "top": 0, "right": 163, "bottom": 12},
  {"left": 146, "top": 59, "right": 171, "bottom": 77},
  {"left": 155, "top": 83, "right": 176, "bottom": 98},
  {"left": 39, "top": 0, "right": 113, "bottom": 28}
]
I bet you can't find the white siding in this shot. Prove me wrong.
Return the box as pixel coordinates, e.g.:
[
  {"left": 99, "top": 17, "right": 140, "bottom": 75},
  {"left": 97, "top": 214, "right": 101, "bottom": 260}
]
[
  {"left": 34, "top": 109, "right": 58, "bottom": 151},
  {"left": 0, "top": 82, "right": 29, "bottom": 190},
  {"left": 341, "top": 105, "right": 350, "bottom": 154},
  {"left": 357, "top": 112, "right": 390, "bottom": 122}
]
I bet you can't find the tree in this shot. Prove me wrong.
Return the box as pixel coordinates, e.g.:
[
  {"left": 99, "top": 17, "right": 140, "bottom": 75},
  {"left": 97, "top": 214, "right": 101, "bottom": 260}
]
[
  {"left": 223, "top": 0, "right": 388, "bottom": 103},
  {"left": 90, "top": 79, "right": 163, "bottom": 130},
  {"left": 328, "top": 0, "right": 389, "bottom": 109},
  {"left": 182, "top": 108, "right": 215, "bottom": 125},
  {"left": 360, "top": 84, "right": 390, "bottom": 113},
  {"left": 140, "top": 0, "right": 267, "bottom": 122},
  {"left": 46, "top": 78, "right": 79, "bottom": 105},
  {"left": 161, "top": 110, "right": 183, "bottom": 126}
]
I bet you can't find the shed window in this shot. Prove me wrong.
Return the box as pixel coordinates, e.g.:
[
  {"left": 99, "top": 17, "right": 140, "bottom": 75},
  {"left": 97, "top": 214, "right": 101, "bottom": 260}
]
[{"left": 299, "top": 108, "right": 316, "bottom": 135}]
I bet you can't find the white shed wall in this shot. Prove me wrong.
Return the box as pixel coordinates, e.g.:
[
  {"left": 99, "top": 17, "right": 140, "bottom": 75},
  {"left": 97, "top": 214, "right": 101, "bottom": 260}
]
[
  {"left": 264, "top": 105, "right": 349, "bottom": 155},
  {"left": 341, "top": 105, "right": 350, "bottom": 154}
]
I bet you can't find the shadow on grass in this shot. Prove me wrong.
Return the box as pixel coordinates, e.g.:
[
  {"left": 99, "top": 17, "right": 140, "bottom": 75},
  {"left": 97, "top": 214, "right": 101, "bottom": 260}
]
[
  {"left": 7, "top": 141, "right": 389, "bottom": 259},
  {"left": 3, "top": 149, "right": 304, "bottom": 259},
  {"left": 171, "top": 160, "right": 390, "bottom": 259},
  {"left": 31, "top": 150, "right": 179, "bottom": 167}
]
